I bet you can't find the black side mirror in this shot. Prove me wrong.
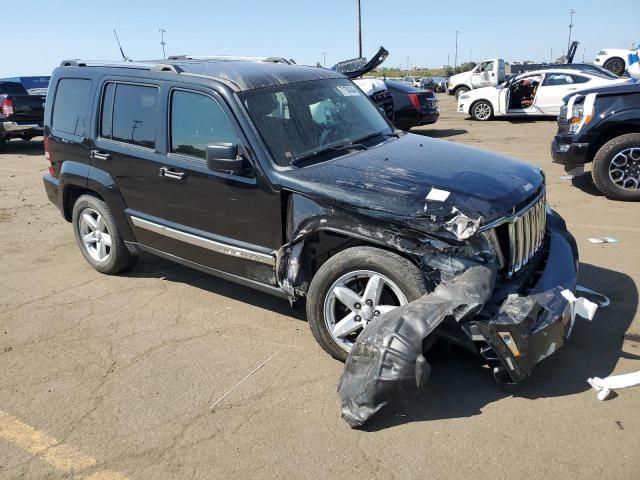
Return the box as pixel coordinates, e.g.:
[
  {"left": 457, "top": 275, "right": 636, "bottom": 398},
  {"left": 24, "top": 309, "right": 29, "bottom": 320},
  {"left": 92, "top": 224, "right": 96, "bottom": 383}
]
[{"left": 206, "top": 143, "right": 245, "bottom": 174}]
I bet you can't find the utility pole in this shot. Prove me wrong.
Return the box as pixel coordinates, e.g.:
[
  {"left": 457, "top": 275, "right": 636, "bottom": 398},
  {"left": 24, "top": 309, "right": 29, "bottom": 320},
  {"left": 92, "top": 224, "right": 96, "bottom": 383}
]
[
  {"left": 454, "top": 30, "right": 459, "bottom": 72},
  {"left": 357, "top": 0, "right": 363, "bottom": 58},
  {"left": 567, "top": 9, "right": 575, "bottom": 55},
  {"left": 582, "top": 47, "right": 586, "bottom": 62},
  {"left": 550, "top": 47, "right": 553, "bottom": 64},
  {"left": 159, "top": 28, "right": 167, "bottom": 60},
  {"left": 322, "top": 52, "right": 326, "bottom": 68},
  {"left": 469, "top": 49, "right": 472, "bottom": 64},
  {"left": 447, "top": 53, "right": 450, "bottom": 68}
]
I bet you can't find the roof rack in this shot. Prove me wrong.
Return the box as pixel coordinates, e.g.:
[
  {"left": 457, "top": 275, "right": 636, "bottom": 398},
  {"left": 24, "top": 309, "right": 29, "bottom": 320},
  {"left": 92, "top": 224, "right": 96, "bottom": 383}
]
[
  {"left": 167, "top": 54, "right": 295, "bottom": 65},
  {"left": 59, "top": 59, "right": 182, "bottom": 73}
]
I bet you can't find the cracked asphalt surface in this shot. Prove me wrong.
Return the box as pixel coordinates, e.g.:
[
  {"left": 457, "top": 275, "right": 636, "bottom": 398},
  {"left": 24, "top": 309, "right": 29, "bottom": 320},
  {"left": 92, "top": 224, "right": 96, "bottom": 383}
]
[{"left": 1, "top": 94, "right": 639, "bottom": 479}]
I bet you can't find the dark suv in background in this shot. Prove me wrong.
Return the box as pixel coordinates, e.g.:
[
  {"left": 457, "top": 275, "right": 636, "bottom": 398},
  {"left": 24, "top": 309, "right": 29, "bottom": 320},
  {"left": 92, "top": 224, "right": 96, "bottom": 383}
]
[{"left": 43, "top": 58, "right": 580, "bottom": 386}]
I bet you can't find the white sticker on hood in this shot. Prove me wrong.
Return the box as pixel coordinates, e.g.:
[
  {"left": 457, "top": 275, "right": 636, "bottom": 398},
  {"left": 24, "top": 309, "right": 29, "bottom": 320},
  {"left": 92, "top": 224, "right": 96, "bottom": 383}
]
[{"left": 425, "top": 188, "right": 451, "bottom": 202}]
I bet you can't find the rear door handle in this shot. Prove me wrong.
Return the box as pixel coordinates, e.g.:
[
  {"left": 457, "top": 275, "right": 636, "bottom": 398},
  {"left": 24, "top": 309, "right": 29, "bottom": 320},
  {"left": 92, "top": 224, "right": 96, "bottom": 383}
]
[
  {"left": 90, "top": 150, "right": 111, "bottom": 161},
  {"left": 567, "top": 87, "right": 578, "bottom": 91},
  {"left": 159, "top": 167, "right": 185, "bottom": 180}
]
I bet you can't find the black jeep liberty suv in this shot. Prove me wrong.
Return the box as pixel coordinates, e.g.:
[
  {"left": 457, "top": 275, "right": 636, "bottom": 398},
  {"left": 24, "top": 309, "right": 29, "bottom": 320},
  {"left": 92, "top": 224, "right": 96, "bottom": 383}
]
[{"left": 43, "top": 58, "right": 580, "bottom": 385}]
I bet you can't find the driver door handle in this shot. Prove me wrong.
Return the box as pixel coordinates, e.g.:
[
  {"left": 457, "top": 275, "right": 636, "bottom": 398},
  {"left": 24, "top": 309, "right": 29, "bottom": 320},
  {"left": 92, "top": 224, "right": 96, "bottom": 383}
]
[
  {"left": 159, "top": 167, "right": 185, "bottom": 180},
  {"left": 90, "top": 150, "right": 111, "bottom": 161}
]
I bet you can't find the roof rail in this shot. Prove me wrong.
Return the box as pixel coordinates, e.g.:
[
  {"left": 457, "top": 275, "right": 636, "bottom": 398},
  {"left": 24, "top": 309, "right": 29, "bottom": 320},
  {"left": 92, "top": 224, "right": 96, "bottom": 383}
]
[{"left": 59, "top": 59, "right": 182, "bottom": 73}]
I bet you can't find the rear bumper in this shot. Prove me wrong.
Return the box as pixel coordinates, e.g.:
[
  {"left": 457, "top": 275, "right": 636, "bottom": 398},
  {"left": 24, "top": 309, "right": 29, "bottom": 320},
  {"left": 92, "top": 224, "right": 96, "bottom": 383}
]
[
  {"left": 43, "top": 174, "right": 61, "bottom": 209},
  {"left": 1, "top": 121, "right": 43, "bottom": 138},
  {"left": 418, "top": 110, "right": 439, "bottom": 125},
  {"left": 472, "top": 211, "right": 580, "bottom": 385}
]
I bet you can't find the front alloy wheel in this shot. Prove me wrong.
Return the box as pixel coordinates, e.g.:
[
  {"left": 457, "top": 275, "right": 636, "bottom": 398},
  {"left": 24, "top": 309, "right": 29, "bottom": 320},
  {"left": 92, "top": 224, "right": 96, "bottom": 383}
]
[
  {"left": 323, "top": 270, "right": 408, "bottom": 352},
  {"left": 471, "top": 101, "right": 493, "bottom": 121},
  {"left": 306, "top": 246, "right": 427, "bottom": 361}
]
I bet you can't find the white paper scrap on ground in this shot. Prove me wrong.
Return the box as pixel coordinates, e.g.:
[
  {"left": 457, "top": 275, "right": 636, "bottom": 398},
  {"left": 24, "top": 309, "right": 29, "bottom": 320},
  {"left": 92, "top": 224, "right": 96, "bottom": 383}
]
[
  {"left": 588, "top": 237, "right": 619, "bottom": 244},
  {"left": 587, "top": 371, "right": 640, "bottom": 401},
  {"left": 425, "top": 188, "right": 451, "bottom": 202}
]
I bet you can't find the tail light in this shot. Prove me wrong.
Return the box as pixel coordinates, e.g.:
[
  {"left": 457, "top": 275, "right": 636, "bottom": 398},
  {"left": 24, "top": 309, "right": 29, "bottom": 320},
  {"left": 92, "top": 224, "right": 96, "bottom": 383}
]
[
  {"left": 407, "top": 93, "right": 421, "bottom": 111},
  {"left": 44, "top": 136, "right": 54, "bottom": 176},
  {"left": 1, "top": 98, "right": 14, "bottom": 115}
]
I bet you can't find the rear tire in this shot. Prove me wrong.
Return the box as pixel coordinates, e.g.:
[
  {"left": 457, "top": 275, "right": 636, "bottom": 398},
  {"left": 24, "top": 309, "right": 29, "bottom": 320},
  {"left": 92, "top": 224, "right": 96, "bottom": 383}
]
[
  {"left": 0, "top": 137, "right": 6, "bottom": 152},
  {"left": 455, "top": 86, "right": 470, "bottom": 98},
  {"left": 603, "top": 57, "right": 626, "bottom": 76},
  {"left": 72, "top": 194, "right": 137, "bottom": 274},
  {"left": 591, "top": 134, "right": 640, "bottom": 201},
  {"left": 471, "top": 100, "right": 494, "bottom": 121},
  {"left": 306, "top": 246, "right": 427, "bottom": 361}
]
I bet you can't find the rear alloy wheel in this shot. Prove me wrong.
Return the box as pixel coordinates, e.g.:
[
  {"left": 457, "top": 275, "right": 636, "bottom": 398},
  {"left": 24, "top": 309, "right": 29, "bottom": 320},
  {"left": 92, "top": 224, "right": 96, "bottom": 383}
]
[
  {"left": 455, "top": 87, "right": 470, "bottom": 99},
  {"left": 471, "top": 100, "right": 493, "bottom": 121},
  {"left": 306, "top": 247, "right": 427, "bottom": 361},
  {"left": 603, "top": 57, "right": 626, "bottom": 76},
  {"left": 72, "top": 194, "right": 137, "bottom": 273},
  {"left": 592, "top": 134, "right": 640, "bottom": 201}
]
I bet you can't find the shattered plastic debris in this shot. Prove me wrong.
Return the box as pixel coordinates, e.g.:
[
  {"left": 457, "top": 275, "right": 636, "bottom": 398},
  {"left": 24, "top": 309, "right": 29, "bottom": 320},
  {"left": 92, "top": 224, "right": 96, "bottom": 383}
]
[
  {"left": 444, "top": 207, "right": 483, "bottom": 241},
  {"left": 425, "top": 188, "right": 451, "bottom": 202},
  {"left": 587, "top": 371, "right": 640, "bottom": 401},
  {"left": 561, "top": 289, "right": 599, "bottom": 321},
  {"left": 337, "top": 264, "right": 496, "bottom": 428},
  {"left": 588, "top": 237, "right": 619, "bottom": 244},
  {"left": 575, "top": 285, "right": 610, "bottom": 308}
]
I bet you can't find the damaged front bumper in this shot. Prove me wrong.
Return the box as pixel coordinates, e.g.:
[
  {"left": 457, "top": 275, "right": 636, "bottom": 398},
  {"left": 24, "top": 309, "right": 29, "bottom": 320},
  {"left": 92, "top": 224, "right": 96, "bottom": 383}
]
[
  {"left": 470, "top": 210, "right": 580, "bottom": 386},
  {"left": 338, "top": 209, "right": 587, "bottom": 427}
]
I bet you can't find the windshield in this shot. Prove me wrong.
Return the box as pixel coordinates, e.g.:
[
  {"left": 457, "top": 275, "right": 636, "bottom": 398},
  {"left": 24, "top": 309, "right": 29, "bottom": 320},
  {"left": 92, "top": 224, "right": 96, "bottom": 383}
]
[{"left": 239, "top": 78, "right": 393, "bottom": 167}]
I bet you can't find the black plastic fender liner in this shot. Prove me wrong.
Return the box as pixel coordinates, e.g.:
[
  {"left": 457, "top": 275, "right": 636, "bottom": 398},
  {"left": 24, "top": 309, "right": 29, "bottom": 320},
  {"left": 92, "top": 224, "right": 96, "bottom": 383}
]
[{"left": 337, "top": 264, "right": 497, "bottom": 428}]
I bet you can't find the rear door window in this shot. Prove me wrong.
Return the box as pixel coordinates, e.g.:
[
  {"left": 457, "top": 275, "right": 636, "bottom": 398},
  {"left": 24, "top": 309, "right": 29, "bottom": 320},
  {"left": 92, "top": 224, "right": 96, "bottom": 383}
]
[
  {"left": 101, "top": 83, "right": 158, "bottom": 149},
  {"left": 51, "top": 78, "right": 92, "bottom": 137},
  {"left": 170, "top": 90, "right": 237, "bottom": 160}
]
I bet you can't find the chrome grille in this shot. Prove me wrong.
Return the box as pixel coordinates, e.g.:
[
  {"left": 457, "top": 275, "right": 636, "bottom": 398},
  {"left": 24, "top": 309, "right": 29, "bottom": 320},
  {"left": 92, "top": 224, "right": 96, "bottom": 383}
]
[{"left": 506, "top": 196, "right": 546, "bottom": 275}]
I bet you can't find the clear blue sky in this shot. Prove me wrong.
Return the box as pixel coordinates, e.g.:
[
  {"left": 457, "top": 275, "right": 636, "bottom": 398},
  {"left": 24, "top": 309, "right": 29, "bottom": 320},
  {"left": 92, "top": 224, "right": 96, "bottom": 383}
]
[{"left": 3, "top": 0, "right": 638, "bottom": 77}]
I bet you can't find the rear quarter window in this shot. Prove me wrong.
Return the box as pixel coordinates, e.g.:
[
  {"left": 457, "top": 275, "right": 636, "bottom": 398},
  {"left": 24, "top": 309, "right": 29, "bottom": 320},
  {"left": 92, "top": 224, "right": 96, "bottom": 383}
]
[{"left": 51, "top": 78, "right": 92, "bottom": 137}]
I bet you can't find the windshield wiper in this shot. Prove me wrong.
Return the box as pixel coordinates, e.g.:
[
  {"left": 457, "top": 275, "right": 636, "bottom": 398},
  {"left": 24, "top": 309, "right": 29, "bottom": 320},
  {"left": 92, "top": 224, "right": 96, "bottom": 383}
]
[
  {"left": 348, "top": 130, "right": 398, "bottom": 146},
  {"left": 291, "top": 142, "right": 368, "bottom": 167}
]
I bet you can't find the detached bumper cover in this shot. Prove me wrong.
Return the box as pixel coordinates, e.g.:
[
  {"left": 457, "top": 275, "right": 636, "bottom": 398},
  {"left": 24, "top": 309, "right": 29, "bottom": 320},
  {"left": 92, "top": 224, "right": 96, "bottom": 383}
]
[
  {"left": 338, "top": 210, "right": 585, "bottom": 427},
  {"left": 1, "top": 121, "right": 43, "bottom": 138}
]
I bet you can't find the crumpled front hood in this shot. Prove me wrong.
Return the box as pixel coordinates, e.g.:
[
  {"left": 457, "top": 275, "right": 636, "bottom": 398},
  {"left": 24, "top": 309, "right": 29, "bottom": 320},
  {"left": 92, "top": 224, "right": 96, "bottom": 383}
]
[{"left": 279, "top": 134, "right": 544, "bottom": 236}]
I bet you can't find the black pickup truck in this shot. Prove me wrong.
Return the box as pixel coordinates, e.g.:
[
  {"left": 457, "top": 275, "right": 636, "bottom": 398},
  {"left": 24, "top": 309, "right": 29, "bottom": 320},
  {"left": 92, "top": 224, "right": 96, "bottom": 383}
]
[
  {"left": 551, "top": 81, "right": 640, "bottom": 200},
  {"left": 0, "top": 81, "right": 46, "bottom": 151}
]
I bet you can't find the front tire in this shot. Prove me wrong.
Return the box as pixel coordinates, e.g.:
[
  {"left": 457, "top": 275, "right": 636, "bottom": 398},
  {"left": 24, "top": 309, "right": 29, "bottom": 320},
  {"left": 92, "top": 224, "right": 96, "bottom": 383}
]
[
  {"left": 72, "top": 194, "right": 137, "bottom": 273},
  {"left": 471, "top": 100, "right": 493, "bottom": 121},
  {"left": 455, "top": 86, "right": 470, "bottom": 99},
  {"left": 591, "top": 134, "right": 640, "bottom": 201},
  {"left": 306, "top": 246, "right": 427, "bottom": 361},
  {"left": 603, "top": 57, "right": 626, "bottom": 76}
]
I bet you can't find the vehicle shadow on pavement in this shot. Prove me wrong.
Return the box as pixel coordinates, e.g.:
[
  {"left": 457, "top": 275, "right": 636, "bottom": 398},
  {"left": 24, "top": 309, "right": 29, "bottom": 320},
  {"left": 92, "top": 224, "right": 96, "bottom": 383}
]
[
  {"left": 361, "top": 262, "right": 637, "bottom": 431},
  {"left": 1, "top": 140, "right": 44, "bottom": 156},
  {"left": 127, "top": 253, "right": 304, "bottom": 319},
  {"left": 411, "top": 129, "right": 468, "bottom": 139},
  {"left": 570, "top": 173, "right": 605, "bottom": 197}
]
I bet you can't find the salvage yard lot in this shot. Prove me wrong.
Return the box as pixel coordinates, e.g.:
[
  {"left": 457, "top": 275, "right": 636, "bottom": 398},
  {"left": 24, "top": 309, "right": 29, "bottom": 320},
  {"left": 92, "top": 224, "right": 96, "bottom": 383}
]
[{"left": 1, "top": 94, "right": 639, "bottom": 479}]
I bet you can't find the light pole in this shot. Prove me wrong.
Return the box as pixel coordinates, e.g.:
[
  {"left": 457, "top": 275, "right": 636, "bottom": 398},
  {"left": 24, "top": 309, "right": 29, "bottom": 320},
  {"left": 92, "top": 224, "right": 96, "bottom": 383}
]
[
  {"left": 454, "top": 30, "right": 459, "bottom": 72},
  {"left": 323, "top": 52, "right": 326, "bottom": 68},
  {"left": 159, "top": 28, "right": 167, "bottom": 60},
  {"left": 567, "top": 9, "right": 575, "bottom": 56},
  {"left": 357, "top": 0, "right": 363, "bottom": 58}
]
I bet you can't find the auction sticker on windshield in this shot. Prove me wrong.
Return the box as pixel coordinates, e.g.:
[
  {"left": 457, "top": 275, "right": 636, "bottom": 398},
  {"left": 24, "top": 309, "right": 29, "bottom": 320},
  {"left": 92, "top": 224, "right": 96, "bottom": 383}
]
[{"left": 336, "top": 85, "right": 360, "bottom": 96}]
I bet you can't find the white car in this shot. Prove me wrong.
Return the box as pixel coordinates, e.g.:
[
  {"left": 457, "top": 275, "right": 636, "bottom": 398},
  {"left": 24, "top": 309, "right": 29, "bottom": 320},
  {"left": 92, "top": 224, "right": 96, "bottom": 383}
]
[
  {"left": 457, "top": 69, "right": 628, "bottom": 121},
  {"left": 594, "top": 48, "right": 636, "bottom": 76}
]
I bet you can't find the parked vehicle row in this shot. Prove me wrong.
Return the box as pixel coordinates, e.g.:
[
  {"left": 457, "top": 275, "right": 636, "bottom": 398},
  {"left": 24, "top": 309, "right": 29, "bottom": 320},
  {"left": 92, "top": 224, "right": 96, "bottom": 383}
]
[
  {"left": 0, "top": 81, "right": 45, "bottom": 151},
  {"left": 385, "top": 80, "right": 439, "bottom": 130}
]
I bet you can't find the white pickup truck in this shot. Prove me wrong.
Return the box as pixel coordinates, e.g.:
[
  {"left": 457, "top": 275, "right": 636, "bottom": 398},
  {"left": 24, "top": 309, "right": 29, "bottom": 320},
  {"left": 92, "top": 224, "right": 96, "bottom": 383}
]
[{"left": 447, "top": 58, "right": 506, "bottom": 98}]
